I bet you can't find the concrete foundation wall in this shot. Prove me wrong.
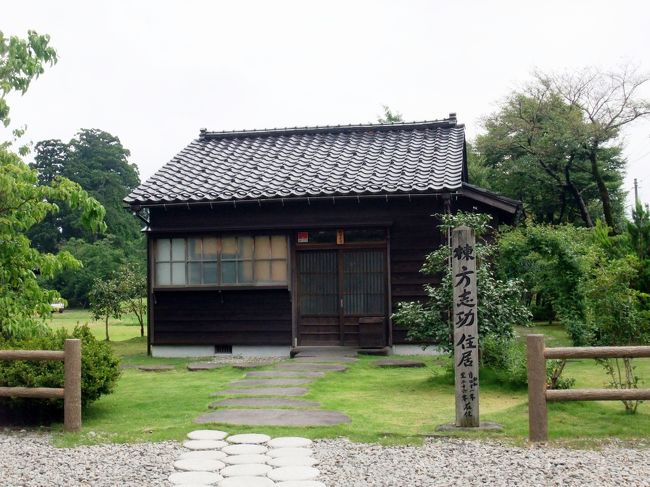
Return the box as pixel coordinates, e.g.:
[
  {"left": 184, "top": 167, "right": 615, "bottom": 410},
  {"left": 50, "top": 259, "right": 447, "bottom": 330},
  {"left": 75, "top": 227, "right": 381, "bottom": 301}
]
[
  {"left": 232, "top": 346, "right": 291, "bottom": 357},
  {"left": 151, "top": 345, "right": 215, "bottom": 358}
]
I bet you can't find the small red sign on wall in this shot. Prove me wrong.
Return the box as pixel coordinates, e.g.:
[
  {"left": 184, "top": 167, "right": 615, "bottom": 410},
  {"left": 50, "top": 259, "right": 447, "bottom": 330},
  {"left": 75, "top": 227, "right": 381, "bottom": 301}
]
[{"left": 297, "top": 231, "right": 309, "bottom": 243}]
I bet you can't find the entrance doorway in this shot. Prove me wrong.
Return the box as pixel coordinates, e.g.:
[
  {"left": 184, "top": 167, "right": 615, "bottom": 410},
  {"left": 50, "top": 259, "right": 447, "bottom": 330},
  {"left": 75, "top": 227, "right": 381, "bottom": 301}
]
[{"left": 296, "top": 248, "right": 387, "bottom": 346}]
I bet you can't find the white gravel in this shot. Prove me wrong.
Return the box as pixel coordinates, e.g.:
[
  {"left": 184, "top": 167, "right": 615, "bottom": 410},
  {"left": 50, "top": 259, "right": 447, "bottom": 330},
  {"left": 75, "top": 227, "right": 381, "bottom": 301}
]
[
  {"left": 2, "top": 431, "right": 650, "bottom": 487},
  {"left": 315, "top": 438, "right": 650, "bottom": 487}
]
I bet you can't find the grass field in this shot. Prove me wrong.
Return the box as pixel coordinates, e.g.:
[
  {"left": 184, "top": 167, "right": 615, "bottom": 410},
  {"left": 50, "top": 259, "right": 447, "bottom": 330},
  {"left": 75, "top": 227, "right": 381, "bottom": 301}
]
[{"left": 49, "top": 312, "right": 650, "bottom": 447}]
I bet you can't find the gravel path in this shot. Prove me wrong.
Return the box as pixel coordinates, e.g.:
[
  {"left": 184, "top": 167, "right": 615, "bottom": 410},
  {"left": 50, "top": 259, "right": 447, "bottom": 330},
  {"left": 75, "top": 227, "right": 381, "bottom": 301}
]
[
  {"left": 315, "top": 438, "right": 650, "bottom": 487},
  {"left": 2, "top": 431, "right": 649, "bottom": 486}
]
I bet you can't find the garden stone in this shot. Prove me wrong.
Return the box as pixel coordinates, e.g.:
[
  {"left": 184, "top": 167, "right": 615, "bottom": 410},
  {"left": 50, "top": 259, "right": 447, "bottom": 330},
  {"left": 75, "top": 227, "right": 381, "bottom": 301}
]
[
  {"left": 247, "top": 371, "right": 325, "bottom": 378},
  {"left": 268, "top": 437, "right": 313, "bottom": 449},
  {"left": 226, "top": 433, "right": 271, "bottom": 444},
  {"left": 268, "top": 448, "right": 313, "bottom": 458},
  {"left": 210, "top": 398, "right": 320, "bottom": 409},
  {"left": 187, "top": 362, "right": 223, "bottom": 371},
  {"left": 220, "top": 464, "right": 273, "bottom": 477},
  {"left": 275, "top": 482, "right": 326, "bottom": 487},
  {"left": 173, "top": 458, "right": 226, "bottom": 472},
  {"left": 221, "top": 444, "right": 268, "bottom": 455},
  {"left": 196, "top": 409, "right": 351, "bottom": 426},
  {"left": 179, "top": 450, "right": 228, "bottom": 461},
  {"left": 211, "top": 387, "right": 308, "bottom": 397},
  {"left": 187, "top": 429, "right": 229, "bottom": 441},
  {"left": 292, "top": 356, "right": 357, "bottom": 363},
  {"left": 137, "top": 364, "right": 174, "bottom": 372},
  {"left": 268, "top": 456, "right": 319, "bottom": 467},
  {"left": 223, "top": 454, "right": 271, "bottom": 465},
  {"left": 374, "top": 359, "right": 426, "bottom": 368},
  {"left": 277, "top": 364, "right": 347, "bottom": 372},
  {"left": 218, "top": 477, "right": 276, "bottom": 487},
  {"left": 267, "top": 466, "right": 320, "bottom": 482},
  {"left": 231, "top": 379, "right": 313, "bottom": 387},
  {"left": 183, "top": 439, "right": 229, "bottom": 450},
  {"left": 168, "top": 471, "right": 223, "bottom": 485}
]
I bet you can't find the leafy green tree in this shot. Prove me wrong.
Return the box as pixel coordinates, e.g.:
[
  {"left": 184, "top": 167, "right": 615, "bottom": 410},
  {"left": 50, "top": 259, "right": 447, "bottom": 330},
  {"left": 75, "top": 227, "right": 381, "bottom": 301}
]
[
  {"left": 0, "top": 31, "right": 106, "bottom": 339},
  {"left": 378, "top": 106, "right": 403, "bottom": 123},
  {"left": 119, "top": 264, "right": 147, "bottom": 337},
  {"left": 89, "top": 277, "right": 124, "bottom": 341}
]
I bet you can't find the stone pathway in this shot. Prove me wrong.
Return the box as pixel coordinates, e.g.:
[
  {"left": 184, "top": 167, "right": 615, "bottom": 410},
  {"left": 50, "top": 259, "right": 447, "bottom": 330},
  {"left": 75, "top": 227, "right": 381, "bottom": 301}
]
[
  {"left": 195, "top": 353, "right": 354, "bottom": 427},
  {"left": 169, "top": 429, "right": 326, "bottom": 486}
]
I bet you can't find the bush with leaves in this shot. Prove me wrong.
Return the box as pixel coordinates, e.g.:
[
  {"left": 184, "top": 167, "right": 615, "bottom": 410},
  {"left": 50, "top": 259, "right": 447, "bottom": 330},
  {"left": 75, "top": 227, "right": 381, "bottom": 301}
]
[
  {"left": 393, "top": 212, "right": 531, "bottom": 355},
  {"left": 118, "top": 264, "right": 147, "bottom": 337},
  {"left": 89, "top": 277, "right": 124, "bottom": 341},
  {"left": 0, "top": 325, "right": 120, "bottom": 417}
]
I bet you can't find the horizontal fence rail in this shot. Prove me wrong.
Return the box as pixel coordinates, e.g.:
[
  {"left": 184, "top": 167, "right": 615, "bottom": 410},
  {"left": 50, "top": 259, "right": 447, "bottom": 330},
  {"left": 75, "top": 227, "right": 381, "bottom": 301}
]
[
  {"left": 0, "top": 339, "right": 81, "bottom": 432},
  {"left": 527, "top": 334, "right": 650, "bottom": 442}
]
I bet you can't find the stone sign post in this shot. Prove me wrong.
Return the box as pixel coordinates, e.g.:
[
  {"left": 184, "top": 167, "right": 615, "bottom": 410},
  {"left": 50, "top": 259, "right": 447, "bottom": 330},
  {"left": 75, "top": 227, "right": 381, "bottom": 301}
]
[{"left": 452, "top": 225, "right": 479, "bottom": 427}]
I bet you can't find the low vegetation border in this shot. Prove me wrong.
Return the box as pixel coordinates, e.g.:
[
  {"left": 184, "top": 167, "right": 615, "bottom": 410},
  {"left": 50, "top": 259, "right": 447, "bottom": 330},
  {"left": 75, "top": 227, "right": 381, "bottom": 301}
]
[
  {"left": 527, "top": 334, "right": 650, "bottom": 442},
  {"left": 0, "top": 339, "right": 82, "bottom": 432}
]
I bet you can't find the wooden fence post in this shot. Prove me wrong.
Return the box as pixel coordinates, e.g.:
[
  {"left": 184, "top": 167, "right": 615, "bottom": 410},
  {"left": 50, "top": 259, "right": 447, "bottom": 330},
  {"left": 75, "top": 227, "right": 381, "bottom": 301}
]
[
  {"left": 63, "top": 339, "right": 81, "bottom": 432},
  {"left": 527, "top": 334, "right": 547, "bottom": 442}
]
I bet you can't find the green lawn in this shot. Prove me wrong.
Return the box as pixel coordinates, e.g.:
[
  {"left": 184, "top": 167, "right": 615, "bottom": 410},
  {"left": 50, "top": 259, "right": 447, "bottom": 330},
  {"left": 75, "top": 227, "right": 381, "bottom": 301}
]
[{"left": 50, "top": 312, "right": 650, "bottom": 447}]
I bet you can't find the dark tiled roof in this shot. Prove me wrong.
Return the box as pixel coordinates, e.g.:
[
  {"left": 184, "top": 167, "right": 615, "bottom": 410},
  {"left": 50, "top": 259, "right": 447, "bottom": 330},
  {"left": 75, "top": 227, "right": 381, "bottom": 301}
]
[{"left": 125, "top": 117, "right": 467, "bottom": 206}]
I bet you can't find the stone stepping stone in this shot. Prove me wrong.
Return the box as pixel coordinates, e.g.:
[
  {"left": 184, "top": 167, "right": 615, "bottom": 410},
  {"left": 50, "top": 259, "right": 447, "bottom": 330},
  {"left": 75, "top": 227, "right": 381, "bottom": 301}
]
[
  {"left": 223, "top": 454, "right": 271, "bottom": 465},
  {"left": 173, "top": 458, "right": 225, "bottom": 472},
  {"left": 196, "top": 409, "right": 351, "bottom": 426},
  {"left": 187, "top": 429, "right": 229, "bottom": 441},
  {"left": 277, "top": 364, "right": 347, "bottom": 372},
  {"left": 211, "top": 387, "right": 308, "bottom": 397},
  {"left": 221, "top": 464, "right": 272, "bottom": 477},
  {"left": 268, "top": 448, "right": 313, "bottom": 458},
  {"left": 226, "top": 433, "right": 271, "bottom": 444},
  {"left": 268, "top": 437, "right": 313, "bottom": 448},
  {"left": 210, "top": 398, "right": 320, "bottom": 409},
  {"left": 292, "top": 356, "right": 357, "bottom": 363},
  {"left": 137, "top": 364, "right": 174, "bottom": 372},
  {"left": 183, "top": 439, "right": 228, "bottom": 450},
  {"left": 230, "top": 378, "right": 313, "bottom": 387},
  {"left": 246, "top": 371, "right": 325, "bottom": 378},
  {"left": 168, "top": 471, "right": 223, "bottom": 485},
  {"left": 219, "top": 477, "right": 276, "bottom": 487},
  {"left": 222, "top": 444, "right": 268, "bottom": 455},
  {"left": 374, "top": 359, "right": 426, "bottom": 368},
  {"left": 187, "top": 362, "right": 223, "bottom": 371},
  {"left": 274, "top": 480, "right": 326, "bottom": 487},
  {"left": 267, "top": 466, "right": 320, "bottom": 482},
  {"left": 276, "top": 481, "right": 326, "bottom": 487},
  {"left": 268, "top": 456, "right": 319, "bottom": 467},
  {"left": 179, "top": 450, "right": 228, "bottom": 461}
]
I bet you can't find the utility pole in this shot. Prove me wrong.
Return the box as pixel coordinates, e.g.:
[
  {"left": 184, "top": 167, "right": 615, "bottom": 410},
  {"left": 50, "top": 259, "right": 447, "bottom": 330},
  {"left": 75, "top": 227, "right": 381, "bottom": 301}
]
[{"left": 634, "top": 178, "right": 639, "bottom": 206}]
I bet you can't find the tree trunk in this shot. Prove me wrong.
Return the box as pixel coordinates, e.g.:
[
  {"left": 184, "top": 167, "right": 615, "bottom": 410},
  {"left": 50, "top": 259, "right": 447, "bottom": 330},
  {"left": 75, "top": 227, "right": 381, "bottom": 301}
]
[
  {"left": 564, "top": 164, "right": 593, "bottom": 227},
  {"left": 105, "top": 315, "right": 110, "bottom": 341},
  {"left": 589, "top": 144, "right": 616, "bottom": 231}
]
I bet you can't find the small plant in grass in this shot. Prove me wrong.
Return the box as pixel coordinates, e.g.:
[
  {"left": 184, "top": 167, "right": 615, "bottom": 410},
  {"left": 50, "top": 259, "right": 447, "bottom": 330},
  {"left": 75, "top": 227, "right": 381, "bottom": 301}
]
[
  {"left": 89, "top": 277, "right": 123, "bottom": 341},
  {"left": 118, "top": 264, "right": 147, "bottom": 337}
]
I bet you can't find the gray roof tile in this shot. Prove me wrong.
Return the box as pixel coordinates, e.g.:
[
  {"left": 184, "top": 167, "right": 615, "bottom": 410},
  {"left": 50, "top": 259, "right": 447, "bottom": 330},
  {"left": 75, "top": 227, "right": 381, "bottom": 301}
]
[{"left": 125, "top": 118, "right": 466, "bottom": 205}]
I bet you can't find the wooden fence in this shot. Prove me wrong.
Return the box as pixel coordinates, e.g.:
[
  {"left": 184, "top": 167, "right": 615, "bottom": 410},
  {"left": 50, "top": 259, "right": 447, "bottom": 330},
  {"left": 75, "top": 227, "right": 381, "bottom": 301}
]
[
  {"left": 527, "top": 334, "right": 650, "bottom": 442},
  {"left": 0, "top": 339, "right": 81, "bottom": 432}
]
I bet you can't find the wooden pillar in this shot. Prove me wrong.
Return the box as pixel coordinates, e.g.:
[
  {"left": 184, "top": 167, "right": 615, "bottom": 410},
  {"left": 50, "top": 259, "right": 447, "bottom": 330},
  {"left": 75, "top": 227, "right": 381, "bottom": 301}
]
[
  {"left": 452, "top": 226, "right": 479, "bottom": 427},
  {"left": 527, "top": 334, "right": 547, "bottom": 441},
  {"left": 64, "top": 339, "right": 82, "bottom": 432}
]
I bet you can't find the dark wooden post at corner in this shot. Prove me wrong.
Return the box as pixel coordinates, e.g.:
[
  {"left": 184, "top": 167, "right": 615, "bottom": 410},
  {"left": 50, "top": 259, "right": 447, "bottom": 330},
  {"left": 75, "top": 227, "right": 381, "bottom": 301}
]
[
  {"left": 452, "top": 225, "right": 480, "bottom": 427},
  {"left": 63, "top": 339, "right": 82, "bottom": 432},
  {"left": 526, "top": 334, "right": 548, "bottom": 442},
  {"left": 0, "top": 338, "right": 82, "bottom": 432}
]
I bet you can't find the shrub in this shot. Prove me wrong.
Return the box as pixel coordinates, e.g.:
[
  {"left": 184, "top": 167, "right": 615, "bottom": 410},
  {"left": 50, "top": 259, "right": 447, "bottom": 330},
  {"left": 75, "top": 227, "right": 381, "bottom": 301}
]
[{"left": 0, "top": 324, "right": 120, "bottom": 412}]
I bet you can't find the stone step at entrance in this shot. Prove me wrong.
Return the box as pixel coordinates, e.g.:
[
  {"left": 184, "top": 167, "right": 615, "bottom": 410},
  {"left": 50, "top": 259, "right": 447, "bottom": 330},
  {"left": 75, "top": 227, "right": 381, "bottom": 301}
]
[
  {"left": 195, "top": 408, "right": 351, "bottom": 426},
  {"left": 210, "top": 398, "right": 321, "bottom": 409},
  {"left": 211, "top": 387, "right": 309, "bottom": 397},
  {"left": 230, "top": 378, "right": 313, "bottom": 387},
  {"left": 291, "top": 356, "right": 358, "bottom": 364}
]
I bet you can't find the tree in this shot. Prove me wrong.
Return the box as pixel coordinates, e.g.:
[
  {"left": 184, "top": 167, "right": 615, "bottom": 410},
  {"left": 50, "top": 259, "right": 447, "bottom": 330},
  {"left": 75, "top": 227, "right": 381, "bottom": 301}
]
[
  {"left": 0, "top": 31, "right": 106, "bottom": 339},
  {"left": 476, "top": 80, "right": 626, "bottom": 228},
  {"left": 119, "top": 264, "right": 147, "bottom": 337},
  {"left": 89, "top": 277, "right": 123, "bottom": 341},
  {"left": 540, "top": 67, "right": 650, "bottom": 230},
  {"left": 378, "top": 106, "right": 403, "bottom": 123}
]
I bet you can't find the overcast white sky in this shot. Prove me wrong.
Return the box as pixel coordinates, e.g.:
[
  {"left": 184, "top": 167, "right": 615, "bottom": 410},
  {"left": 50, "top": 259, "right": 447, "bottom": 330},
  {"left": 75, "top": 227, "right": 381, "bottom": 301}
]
[{"left": 4, "top": 0, "right": 650, "bottom": 207}]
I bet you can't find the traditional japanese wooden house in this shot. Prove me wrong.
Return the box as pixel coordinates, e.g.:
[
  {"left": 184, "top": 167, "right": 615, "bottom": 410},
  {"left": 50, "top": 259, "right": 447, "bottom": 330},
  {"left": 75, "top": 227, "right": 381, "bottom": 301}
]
[{"left": 124, "top": 115, "right": 520, "bottom": 357}]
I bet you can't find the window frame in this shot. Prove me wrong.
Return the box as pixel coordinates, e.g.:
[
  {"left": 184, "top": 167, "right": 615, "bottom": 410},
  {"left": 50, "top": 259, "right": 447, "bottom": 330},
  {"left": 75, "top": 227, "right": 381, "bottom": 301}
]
[{"left": 153, "top": 234, "right": 289, "bottom": 290}]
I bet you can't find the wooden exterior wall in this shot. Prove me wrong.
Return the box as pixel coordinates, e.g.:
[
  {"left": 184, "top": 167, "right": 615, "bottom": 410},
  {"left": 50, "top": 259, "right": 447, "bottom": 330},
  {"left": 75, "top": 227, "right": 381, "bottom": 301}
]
[{"left": 147, "top": 194, "right": 514, "bottom": 348}]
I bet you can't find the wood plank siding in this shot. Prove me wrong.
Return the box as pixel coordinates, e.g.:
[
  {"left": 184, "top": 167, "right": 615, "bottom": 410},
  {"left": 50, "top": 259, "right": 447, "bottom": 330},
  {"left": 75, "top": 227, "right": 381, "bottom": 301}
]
[{"left": 148, "top": 195, "right": 514, "bottom": 347}]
